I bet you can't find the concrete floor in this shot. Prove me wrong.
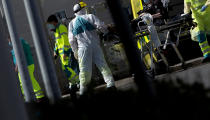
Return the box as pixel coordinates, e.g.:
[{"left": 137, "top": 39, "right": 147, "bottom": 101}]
[
  {"left": 156, "top": 57, "right": 210, "bottom": 89},
  {"left": 62, "top": 56, "right": 210, "bottom": 99}
]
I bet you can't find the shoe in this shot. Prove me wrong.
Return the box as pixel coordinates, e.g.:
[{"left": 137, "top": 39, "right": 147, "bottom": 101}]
[
  {"left": 69, "top": 84, "right": 79, "bottom": 100},
  {"left": 202, "top": 57, "right": 210, "bottom": 63}
]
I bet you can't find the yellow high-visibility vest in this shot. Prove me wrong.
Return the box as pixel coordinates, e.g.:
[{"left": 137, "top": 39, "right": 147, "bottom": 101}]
[{"left": 54, "top": 24, "right": 71, "bottom": 65}]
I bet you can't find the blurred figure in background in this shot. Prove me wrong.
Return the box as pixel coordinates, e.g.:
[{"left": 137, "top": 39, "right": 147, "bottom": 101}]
[
  {"left": 8, "top": 37, "right": 45, "bottom": 102},
  {"left": 184, "top": 0, "right": 210, "bottom": 62},
  {"left": 47, "top": 15, "right": 80, "bottom": 96},
  {"left": 141, "top": 0, "right": 168, "bottom": 25}
]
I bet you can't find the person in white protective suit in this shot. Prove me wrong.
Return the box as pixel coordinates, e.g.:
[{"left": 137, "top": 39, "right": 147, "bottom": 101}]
[{"left": 68, "top": 2, "right": 116, "bottom": 95}]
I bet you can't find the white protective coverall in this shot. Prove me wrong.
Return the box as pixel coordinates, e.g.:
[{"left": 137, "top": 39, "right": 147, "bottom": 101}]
[{"left": 68, "top": 9, "right": 115, "bottom": 95}]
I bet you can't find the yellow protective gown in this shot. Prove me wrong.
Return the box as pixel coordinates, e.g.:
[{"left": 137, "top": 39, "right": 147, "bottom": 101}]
[
  {"left": 184, "top": 0, "right": 210, "bottom": 58},
  {"left": 54, "top": 23, "right": 79, "bottom": 85}
]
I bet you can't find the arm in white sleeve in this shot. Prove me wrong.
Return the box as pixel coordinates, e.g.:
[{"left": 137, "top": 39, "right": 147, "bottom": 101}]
[
  {"left": 205, "top": 0, "right": 210, "bottom": 6},
  {"left": 68, "top": 22, "right": 78, "bottom": 53},
  {"left": 90, "top": 14, "right": 109, "bottom": 34}
]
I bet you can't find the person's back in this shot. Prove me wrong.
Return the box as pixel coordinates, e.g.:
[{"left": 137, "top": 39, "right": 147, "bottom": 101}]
[
  {"left": 10, "top": 38, "right": 33, "bottom": 66},
  {"left": 184, "top": 0, "right": 210, "bottom": 62},
  {"left": 69, "top": 13, "right": 105, "bottom": 49},
  {"left": 55, "top": 24, "right": 71, "bottom": 50},
  {"left": 8, "top": 37, "right": 45, "bottom": 101},
  {"left": 69, "top": 2, "right": 116, "bottom": 95}
]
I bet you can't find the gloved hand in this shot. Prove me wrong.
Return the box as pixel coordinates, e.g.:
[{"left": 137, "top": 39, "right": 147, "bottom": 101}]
[{"left": 201, "top": 5, "right": 208, "bottom": 12}]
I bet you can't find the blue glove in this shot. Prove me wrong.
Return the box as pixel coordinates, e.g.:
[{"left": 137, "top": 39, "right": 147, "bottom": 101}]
[{"left": 201, "top": 5, "right": 208, "bottom": 12}]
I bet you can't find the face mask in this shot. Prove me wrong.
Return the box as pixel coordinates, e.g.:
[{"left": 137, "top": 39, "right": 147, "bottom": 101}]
[{"left": 47, "top": 24, "right": 56, "bottom": 32}]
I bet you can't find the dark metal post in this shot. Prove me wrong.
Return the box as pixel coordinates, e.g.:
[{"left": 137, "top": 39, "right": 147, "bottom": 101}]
[
  {"left": 2, "top": 0, "right": 36, "bottom": 102},
  {"left": 22, "top": 0, "right": 61, "bottom": 103},
  {"left": 0, "top": 16, "right": 29, "bottom": 120},
  {"left": 106, "top": 0, "right": 155, "bottom": 98}
]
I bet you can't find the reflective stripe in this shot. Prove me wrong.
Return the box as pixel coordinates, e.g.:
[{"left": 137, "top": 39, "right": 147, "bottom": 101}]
[
  {"left": 58, "top": 47, "right": 70, "bottom": 51},
  {"left": 55, "top": 36, "right": 61, "bottom": 39},
  {"left": 58, "top": 48, "right": 63, "bottom": 51},
  {"left": 64, "top": 45, "right": 71, "bottom": 48},
  {"left": 68, "top": 67, "right": 79, "bottom": 84},
  {"left": 35, "top": 90, "right": 42, "bottom": 93},
  {"left": 60, "top": 32, "right": 68, "bottom": 36},
  {"left": 69, "top": 68, "right": 77, "bottom": 78},
  {"left": 201, "top": 46, "right": 210, "bottom": 51},
  {"left": 202, "top": 47, "right": 210, "bottom": 54},
  {"left": 204, "top": 52, "right": 210, "bottom": 58},
  {"left": 58, "top": 48, "right": 64, "bottom": 54},
  {"left": 36, "top": 94, "right": 44, "bottom": 99},
  {"left": 199, "top": 41, "right": 209, "bottom": 48},
  {"left": 35, "top": 92, "right": 44, "bottom": 97},
  {"left": 59, "top": 52, "right": 64, "bottom": 55},
  {"left": 34, "top": 90, "right": 44, "bottom": 98}
]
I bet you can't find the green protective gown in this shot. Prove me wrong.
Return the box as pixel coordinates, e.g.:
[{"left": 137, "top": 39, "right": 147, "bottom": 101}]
[{"left": 11, "top": 38, "right": 45, "bottom": 99}]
